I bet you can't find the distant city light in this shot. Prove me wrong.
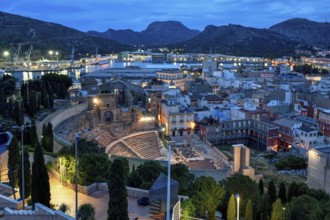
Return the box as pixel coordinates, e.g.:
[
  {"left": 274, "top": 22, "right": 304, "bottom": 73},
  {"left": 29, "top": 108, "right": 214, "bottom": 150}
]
[
  {"left": 140, "top": 116, "right": 154, "bottom": 122},
  {"left": 3, "top": 51, "right": 9, "bottom": 57}
]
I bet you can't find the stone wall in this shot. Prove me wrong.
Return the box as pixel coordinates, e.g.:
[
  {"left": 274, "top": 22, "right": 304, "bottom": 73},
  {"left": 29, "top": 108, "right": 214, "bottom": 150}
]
[
  {"left": 190, "top": 168, "right": 229, "bottom": 182},
  {"left": 49, "top": 169, "right": 149, "bottom": 197},
  {"left": 52, "top": 103, "right": 88, "bottom": 147},
  {"left": 212, "top": 147, "right": 229, "bottom": 162}
]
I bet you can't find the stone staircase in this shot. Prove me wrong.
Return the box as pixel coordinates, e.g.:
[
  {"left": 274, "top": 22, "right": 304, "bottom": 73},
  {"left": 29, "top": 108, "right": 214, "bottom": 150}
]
[{"left": 150, "top": 199, "right": 161, "bottom": 215}]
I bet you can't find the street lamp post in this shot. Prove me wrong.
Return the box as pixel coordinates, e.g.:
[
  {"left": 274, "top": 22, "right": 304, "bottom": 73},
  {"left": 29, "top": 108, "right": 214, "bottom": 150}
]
[
  {"left": 75, "top": 133, "right": 79, "bottom": 220},
  {"left": 236, "top": 194, "right": 240, "bottom": 220},
  {"left": 166, "top": 141, "right": 175, "bottom": 220},
  {"left": 12, "top": 124, "right": 32, "bottom": 210},
  {"left": 20, "top": 126, "right": 25, "bottom": 210}
]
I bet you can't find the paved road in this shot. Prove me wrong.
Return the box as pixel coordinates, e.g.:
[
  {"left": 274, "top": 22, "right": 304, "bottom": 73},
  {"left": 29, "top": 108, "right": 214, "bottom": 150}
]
[{"left": 50, "top": 174, "right": 150, "bottom": 220}]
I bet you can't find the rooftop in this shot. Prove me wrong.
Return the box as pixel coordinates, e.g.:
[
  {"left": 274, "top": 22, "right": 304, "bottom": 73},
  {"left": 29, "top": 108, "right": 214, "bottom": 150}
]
[
  {"left": 297, "top": 125, "right": 317, "bottom": 133},
  {"left": 273, "top": 117, "right": 300, "bottom": 128}
]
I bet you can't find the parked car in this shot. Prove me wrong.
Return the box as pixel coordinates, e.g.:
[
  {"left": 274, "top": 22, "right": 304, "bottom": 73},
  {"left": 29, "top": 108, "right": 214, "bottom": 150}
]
[{"left": 137, "top": 197, "right": 150, "bottom": 206}]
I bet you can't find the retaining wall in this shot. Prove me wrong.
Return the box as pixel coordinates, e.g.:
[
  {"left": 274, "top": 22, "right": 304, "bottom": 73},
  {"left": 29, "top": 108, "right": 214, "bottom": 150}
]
[{"left": 51, "top": 103, "right": 88, "bottom": 147}]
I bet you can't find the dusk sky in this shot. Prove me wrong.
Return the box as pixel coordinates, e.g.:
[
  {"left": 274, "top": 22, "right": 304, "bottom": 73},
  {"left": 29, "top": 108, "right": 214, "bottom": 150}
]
[{"left": 1, "top": 0, "right": 329, "bottom": 32}]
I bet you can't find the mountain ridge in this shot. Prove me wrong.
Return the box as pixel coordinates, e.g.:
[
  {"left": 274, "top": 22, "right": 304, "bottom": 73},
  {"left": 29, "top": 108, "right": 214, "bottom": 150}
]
[
  {"left": 1, "top": 11, "right": 329, "bottom": 58},
  {"left": 0, "top": 11, "right": 129, "bottom": 59},
  {"left": 87, "top": 20, "right": 200, "bottom": 46},
  {"left": 269, "top": 18, "right": 330, "bottom": 49},
  {"left": 173, "top": 23, "right": 297, "bottom": 57}
]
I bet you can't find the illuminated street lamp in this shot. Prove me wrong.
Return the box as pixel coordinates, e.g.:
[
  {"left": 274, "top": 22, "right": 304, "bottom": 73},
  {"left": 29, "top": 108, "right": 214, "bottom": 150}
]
[
  {"left": 3, "top": 51, "right": 9, "bottom": 59},
  {"left": 236, "top": 194, "right": 240, "bottom": 220},
  {"left": 55, "top": 51, "right": 59, "bottom": 61},
  {"left": 48, "top": 50, "right": 54, "bottom": 60}
]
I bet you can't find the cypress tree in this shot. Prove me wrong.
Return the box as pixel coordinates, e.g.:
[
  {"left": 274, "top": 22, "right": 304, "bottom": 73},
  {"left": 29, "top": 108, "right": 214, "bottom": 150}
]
[
  {"left": 227, "top": 194, "right": 236, "bottom": 220},
  {"left": 278, "top": 182, "right": 287, "bottom": 205},
  {"left": 47, "top": 82, "right": 54, "bottom": 109},
  {"left": 41, "top": 87, "right": 49, "bottom": 109},
  {"left": 0, "top": 87, "right": 6, "bottom": 116},
  {"left": 3, "top": 101, "right": 10, "bottom": 119},
  {"left": 268, "top": 180, "right": 276, "bottom": 205},
  {"left": 21, "top": 83, "right": 28, "bottom": 112},
  {"left": 8, "top": 98, "right": 15, "bottom": 121},
  {"left": 259, "top": 178, "right": 264, "bottom": 194},
  {"left": 287, "top": 182, "right": 298, "bottom": 202},
  {"left": 46, "top": 122, "right": 53, "bottom": 152},
  {"left": 8, "top": 136, "right": 19, "bottom": 187},
  {"left": 245, "top": 200, "right": 253, "bottom": 220},
  {"left": 270, "top": 199, "right": 284, "bottom": 220},
  {"left": 28, "top": 90, "right": 37, "bottom": 117},
  {"left": 18, "top": 151, "right": 31, "bottom": 199},
  {"left": 41, "top": 124, "right": 47, "bottom": 149},
  {"left": 36, "top": 92, "right": 41, "bottom": 111},
  {"left": 31, "top": 143, "right": 51, "bottom": 208},
  {"left": 29, "top": 120, "right": 38, "bottom": 148},
  {"left": 107, "top": 159, "right": 128, "bottom": 220}
]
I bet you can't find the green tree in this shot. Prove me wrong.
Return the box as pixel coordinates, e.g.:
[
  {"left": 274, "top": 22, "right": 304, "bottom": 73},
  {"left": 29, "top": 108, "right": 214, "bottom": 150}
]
[
  {"left": 13, "top": 101, "right": 23, "bottom": 126},
  {"left": 287, "top": 182, "right": 299, "bottom": 202},
  {"left": 167, "top": 164, "right": 195, "bottom": 196},
  {"left": 285, "top": 195, "right": 324, "bottom": 220},
  {"left": 227, "top": 194, "right": 236, "bottom": 220},
  {"left": 128, "top": 161, "right": 163, "bottom": 189},
  {"left": 8, "top": 136, "right": 19, "bottom": 187},
  {"left": 31, "top": 143, "right": 51, "bottom": 208},
  {"left": 116, "top": 157, "right": 129, "bottom": 185},
  {"left": 192, "top": 176, "right": 225, "bottom": 220},
  {"left": 107, "top": 159, "right": 129, "bottom": 220},
  {"left": 48, "top": 84, "right": 54, "bottom": 109},
  {"left": 18, "top": 151, "right": 31, "bottom": 200},
  {"left": 278, "top": 182, "right": 287, "bottom": 204},
  {"left": 306, "top": 188, "right": 330, "bottom": 202},
  {"left": 29, "top": 120, "right": 38, "bottom": 148},
  {"left": 245, "top": 200, "right": 252, "bottom": 220},
  {"left": 181, "top": 199, "right": 196, "bottom": 220},
  {"left": 224, "top": 174, "right": 262, "bottom": 216},
  {"left": 79, "top": 154, "right": 111, "bottom": 185},
  {"left": 268, "top": 180, "right": 276, "bottom": 205},
  {"left": 256, "top": 194, "right": 270, "bottom": 220},
  {"left": 45, "top": 122, "right": 53, "bottom": 152},
  {"left": 270, "top": 199, "right": 284, "bottom": 220},
  {"left": 0, "top": 87, "right": 6, "bottom": 116},
  {"left": 59, "top": 203, "right": 71, "bottom": 214},
  {"left": 28, "top": 90, "right": 37, "bottom": 117},
  {"left": 41, "top": 124, "right": 47, "bottom": 149},
  {"left": 41, "top": 87, "right": 49, "bottom": 109},
  {"left": 220, "top": 192, "right": 231, "bottom": 220},
  {"left": 78, "top": 203, "right": 95, "bottom": 220},
  {"left": 259, "top": 178, "right": 264, "bottom": 194}
]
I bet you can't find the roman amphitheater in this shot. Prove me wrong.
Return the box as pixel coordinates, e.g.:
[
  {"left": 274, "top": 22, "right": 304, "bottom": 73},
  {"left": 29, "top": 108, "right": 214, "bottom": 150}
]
[{"left": 52, "top": 80, "right": 229, "bottom": 179}]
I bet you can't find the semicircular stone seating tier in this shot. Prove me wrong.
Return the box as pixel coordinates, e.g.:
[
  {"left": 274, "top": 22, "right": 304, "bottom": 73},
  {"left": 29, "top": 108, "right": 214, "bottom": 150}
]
[{"left": 106, "top": 130, "right": 163, "bottom": 160}]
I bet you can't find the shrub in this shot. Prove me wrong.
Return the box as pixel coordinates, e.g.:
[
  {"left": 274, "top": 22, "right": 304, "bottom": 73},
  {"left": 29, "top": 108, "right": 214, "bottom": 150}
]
[{"left": 275, "top": 156, "right": 307, "bottom": 170}]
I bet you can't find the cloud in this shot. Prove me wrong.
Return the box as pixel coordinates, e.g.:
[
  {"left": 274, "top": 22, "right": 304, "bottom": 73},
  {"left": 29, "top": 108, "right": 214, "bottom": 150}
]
[{"left": 0, "top": 0, "right": 329, "bottom": 32}]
